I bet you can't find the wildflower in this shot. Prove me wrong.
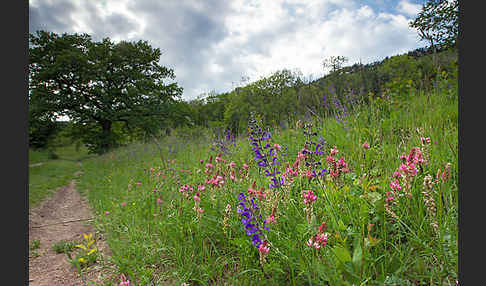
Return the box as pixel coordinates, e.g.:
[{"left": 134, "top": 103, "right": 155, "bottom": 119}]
[
  {"left": 421, "top": 137, "right": 431, "bottom": 145},
  {"left": 197, "top": 184, "right": 205, "bottom": 192},
  {"left": 205, "top": 163, "right": 213, "bottom": 174},
  {"left": 222, "top": 204, "right": 232, "bottom": 230},
  {"left": 306, "top": 222, "right": 329, "bottom": 250},
  {"left": 302, "top": 190, "right": 317, "bottom": 205},
  {"left": 157, "top": 197, "right": 162, "bottom": 204},
  {"left": 297, "top": 152, "right": 306, "bottom": 160},
  {"left": 119, "top": 274, "right": 130, "bottom": 286},
  {"left": 393, "top": 171, "right": 403, "bottom": 179},
  {"left": 266, "top": 214, "right": 277, "bottom": 225},
  {"left": 243, "top": 163, "right": 249, "bottom": 169},
  {"left": 193, "top": 193, "right": 201, "bottom": 202},
  {"left": 362, "top": 142, "right": 370, "bottom": 149},
  {"left": 389, "top": 179, "right": 402, "bottom": 191},
  {"left": 422, "top": 175, "right": 438, "bottom": 232},
  {"left": 330, "top": 146, "right": 339, "bottom": 156},
  {"left": 105, "top": 211, "right": 110, "bottom": 215},
  {"left": 121, "top": 202, "right": 127, "bottom": 207},
  {"left": 258, "top": 240, "right": 270, "bottom": 267},
  {"left": 258, "top": 241, "right": 270, "bottom": 254},
  {"left": 237, "top": 192, "right": 269, "bottom": 248},
  {"left": 274, "top": 143, "right": 281, "bottom": 151},
  {"left": 153, "top": 213, "right": 157, "bottom": 217}
]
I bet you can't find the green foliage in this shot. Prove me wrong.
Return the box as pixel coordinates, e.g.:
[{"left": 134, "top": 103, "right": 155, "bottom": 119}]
[
  {"left": 52, "top": 240, "right": 77, "bottom": 254},
  {"left": 409, "top": 0, "right": 458, "bottom": 50},
  {"left": 29, "top": 30, "right": 183, "bottom": 154},
  {"left": 67, "top": 233, "right": 99, "bottom": 273}
]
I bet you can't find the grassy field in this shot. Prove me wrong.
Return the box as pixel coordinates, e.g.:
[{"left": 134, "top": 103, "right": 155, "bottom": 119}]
[
  {"left": 70, "top": 79, "right": 457, "bottom": 285},
  {"left": 28, "top": 144, "right": 95, "bottom": 209}
]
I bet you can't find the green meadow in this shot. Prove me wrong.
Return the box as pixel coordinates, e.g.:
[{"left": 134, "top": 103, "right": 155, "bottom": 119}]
[{"left": 28, "top": 80, "right": 456, "bottom": 285}]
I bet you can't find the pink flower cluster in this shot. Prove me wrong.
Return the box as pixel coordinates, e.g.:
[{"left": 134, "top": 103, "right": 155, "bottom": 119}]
[
  {"left": 248, "top": 181, "right": 266, "bottom": 200},
  {"left": 306, "top": 222, "right": 329, "bottom": 250},
  {"left": 280, "top": 159, "right": 300, "bottom": 186},
  {"left": 421, "top": 137, "right": 431, "bottom": 145},
  {"left": 205, "top": 162, "right": 213, "bottom": 174},
  {"left": 179, "top": 184, "right": 194, "bottom": 197},
  {"left": 388, "top": 147, "right": 426, "bottom": 202},
  {"left": 302, "top": 189, "right": 317, "bottom": 205},
  {"left": 326, "top": 146, "right": 350, "bottom": 178},
  {"left": 119, "top": 274, "right": 130, "bottom": 286},
  {"left": 258, "top": 241, "right": 270, "bottom": 254},
  {"left": 206, "top": 175, "right": 225, "bottom": 188}
]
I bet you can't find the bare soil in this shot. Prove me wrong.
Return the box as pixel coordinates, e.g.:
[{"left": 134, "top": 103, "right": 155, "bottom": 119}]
[{"left": 28, "top": 168, "right": 115, "bottom": 285}]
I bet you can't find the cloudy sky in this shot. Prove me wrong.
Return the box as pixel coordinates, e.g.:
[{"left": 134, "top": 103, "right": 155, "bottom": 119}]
[{"left": 29, "top": 0, "right": 426, "bottom": 101}]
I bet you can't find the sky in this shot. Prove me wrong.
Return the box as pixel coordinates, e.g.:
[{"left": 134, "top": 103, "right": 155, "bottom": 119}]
[{"left": 29, "top": 0, "right": 427, "bottom": 101}]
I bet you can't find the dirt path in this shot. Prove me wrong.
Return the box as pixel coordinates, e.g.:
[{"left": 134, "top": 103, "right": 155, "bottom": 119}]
[{"left": 28, "top": 168, "right": 114, "bottom": 285}]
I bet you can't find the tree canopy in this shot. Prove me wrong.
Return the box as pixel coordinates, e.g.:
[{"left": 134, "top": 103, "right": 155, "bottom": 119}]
[
  {"left": 29, "top": 31, "right": 183, "bottom": 153},
  {"left": 409, "top": 0, "right": 458, "bottom": 50}
]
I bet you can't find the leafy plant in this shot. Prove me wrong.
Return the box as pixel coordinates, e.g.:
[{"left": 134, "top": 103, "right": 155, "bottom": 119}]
[
  {"left": 52, "top": 240, "right": 77, "bottom": 254},
  {"left": 67, "top": 233, "right": 99, "bottom": 272}
]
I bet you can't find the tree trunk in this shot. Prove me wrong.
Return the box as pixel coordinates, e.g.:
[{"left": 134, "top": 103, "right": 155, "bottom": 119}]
[{"left": 100, "top": 119, "right": 113, "bottom": 154}]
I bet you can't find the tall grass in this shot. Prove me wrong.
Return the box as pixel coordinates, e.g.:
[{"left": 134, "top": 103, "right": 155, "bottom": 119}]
[{"left": 76, "top": 83, "right": 457, "bottom": 285}]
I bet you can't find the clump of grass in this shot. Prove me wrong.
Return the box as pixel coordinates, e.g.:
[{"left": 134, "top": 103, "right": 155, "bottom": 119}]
[
  {"left": 52, "top": 240, "right": 77, "bottom": 254},
  {"left": 30, "top": 240, "right": 41, "bottom": 258}
]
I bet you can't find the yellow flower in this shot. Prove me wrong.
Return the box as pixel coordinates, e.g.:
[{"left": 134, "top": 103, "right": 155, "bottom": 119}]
[{"left": 78, "top": 257, "right": 86, "bottom": 263}]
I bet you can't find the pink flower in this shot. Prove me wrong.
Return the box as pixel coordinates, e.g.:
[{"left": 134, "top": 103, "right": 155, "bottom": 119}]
[
  {"left": 421, "top": 137, "right": 431, "bottom": 145},
  {"left": 153, "top": 188, "right": 158, "bottom": 193},
  {"left": 197, "top": 185, "right": 205, "bottom": 191},
  {"left": 274, "top": 144, "right": 281, "bottom": 151},
  {"left": 304, "top": 169, "right": 314, "bottom": 179},
  {"left": 215, "top": 156, "right": 223, "bottom": 162},
  {"left": 121, "top": 202, "right": 127, "bottom": 207},
  {"left": 362, "top": 142, "right": 370, "bottom": 149},
  {"left": 390, "top": 179, "right": 402, "bottom": 191},
  {"left": 302, "top": 190, "right": 317, "bottom": 204},
  {"left": 193, "top": 195, "right": 201, "bottom": 202},
  {"left": 153, "top": 213, "right": 157, "bottom": 217},
  {"left": 258, "top": 242, "right": 270, "bottom": 254},
  {"left": 393, "top": 171, "right": 403, "bottom": 178},
  {"left": 266, "top": 214, "right": 277, "bottom": 225},
  {"left": 105, "top": 211, "right": 110, "bottom": 215},
  {"left": 157, "top": 197, "right": 162, "bottom": 204},
  {"left": 330, "top": 146, "right": 339, "bottom": 156},
  {"left": 229, "top": 161, "right": 236, "bottom": 168},
  {"left": 243, "top": 163, "right": 249, "bottom": 169},
  {"left": 119, "top": 274, "right": 130, "bottom": 286}
]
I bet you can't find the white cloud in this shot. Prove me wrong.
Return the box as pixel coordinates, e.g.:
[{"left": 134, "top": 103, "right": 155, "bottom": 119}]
[{"left": 397, "top": 0, "right": 422, "bottom": 17}]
